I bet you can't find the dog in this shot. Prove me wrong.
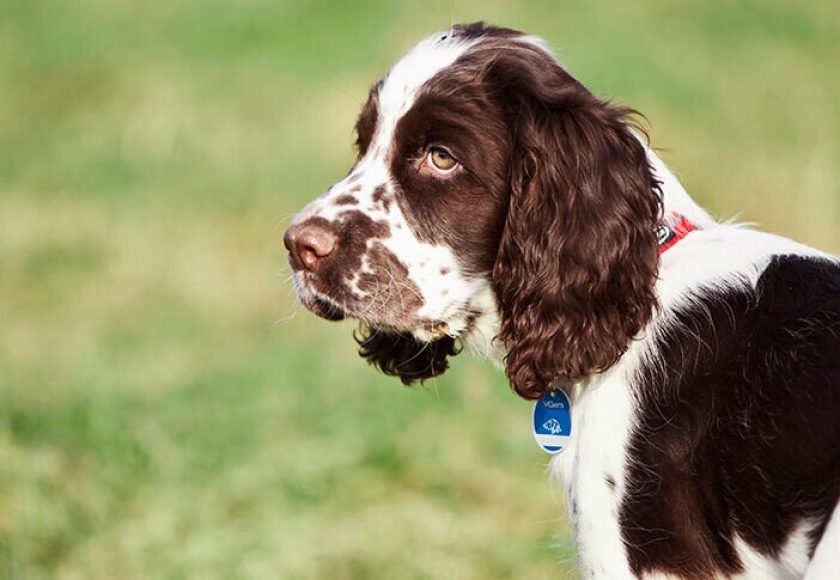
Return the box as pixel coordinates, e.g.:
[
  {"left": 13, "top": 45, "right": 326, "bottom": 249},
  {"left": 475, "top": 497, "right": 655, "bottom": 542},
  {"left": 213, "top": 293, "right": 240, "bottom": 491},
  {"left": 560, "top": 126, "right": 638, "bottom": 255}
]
[{"left": 284, "top": 23, "right": 840, "bottom": 579}]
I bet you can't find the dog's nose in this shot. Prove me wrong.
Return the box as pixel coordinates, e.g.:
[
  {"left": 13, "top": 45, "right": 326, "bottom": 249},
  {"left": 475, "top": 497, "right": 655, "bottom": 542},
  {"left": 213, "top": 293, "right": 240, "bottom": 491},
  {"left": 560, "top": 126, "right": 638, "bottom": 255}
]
[{"left": 284, "top": 223, "right": 337, "bottom": 272}]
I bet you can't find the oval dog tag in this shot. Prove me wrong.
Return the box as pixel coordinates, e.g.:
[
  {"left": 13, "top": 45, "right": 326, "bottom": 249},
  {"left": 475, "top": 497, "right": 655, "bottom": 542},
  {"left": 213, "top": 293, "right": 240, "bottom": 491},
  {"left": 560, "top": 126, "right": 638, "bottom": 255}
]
[{"left": 532, "top": 388, "right": 572, "bottom": 454}]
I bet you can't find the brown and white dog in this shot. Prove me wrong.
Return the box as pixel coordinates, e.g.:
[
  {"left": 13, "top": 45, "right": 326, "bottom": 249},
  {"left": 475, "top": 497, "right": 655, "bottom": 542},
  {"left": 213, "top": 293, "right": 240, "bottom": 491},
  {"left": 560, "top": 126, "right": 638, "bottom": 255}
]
[{"left": 284, "top": 23, "right": 840, "bottom": 579}]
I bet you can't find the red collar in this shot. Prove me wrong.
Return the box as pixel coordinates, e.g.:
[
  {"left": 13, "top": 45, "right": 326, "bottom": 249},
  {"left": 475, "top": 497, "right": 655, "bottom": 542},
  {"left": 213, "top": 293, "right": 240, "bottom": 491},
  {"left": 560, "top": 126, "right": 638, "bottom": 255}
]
[{"left": 657, "top": 213, "right": 699, "bottom": 254}]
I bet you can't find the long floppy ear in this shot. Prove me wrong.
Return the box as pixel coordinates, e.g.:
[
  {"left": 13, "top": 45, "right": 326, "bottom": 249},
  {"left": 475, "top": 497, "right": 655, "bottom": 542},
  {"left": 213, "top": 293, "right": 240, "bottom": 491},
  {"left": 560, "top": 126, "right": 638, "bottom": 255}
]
[
  {"left": 489, "top": 50, "right": 662, "bottom": 399},
  {"left": 355, "top": 326, "right": 459, "bottom": 385}
]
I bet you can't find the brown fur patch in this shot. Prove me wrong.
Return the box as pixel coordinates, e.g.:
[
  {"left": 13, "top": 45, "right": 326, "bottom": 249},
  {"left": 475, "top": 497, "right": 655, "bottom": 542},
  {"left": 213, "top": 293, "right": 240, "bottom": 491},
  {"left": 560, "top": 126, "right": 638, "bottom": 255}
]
[{"left": 371, "top": 186, "right": 392, "bottom": 211}]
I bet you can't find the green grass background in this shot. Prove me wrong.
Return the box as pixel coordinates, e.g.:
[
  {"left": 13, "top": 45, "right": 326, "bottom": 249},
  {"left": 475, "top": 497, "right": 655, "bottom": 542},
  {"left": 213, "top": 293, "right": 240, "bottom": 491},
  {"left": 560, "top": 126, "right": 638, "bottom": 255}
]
[{"left": 1, "top": 1, "right": 838, "bottom": 578}]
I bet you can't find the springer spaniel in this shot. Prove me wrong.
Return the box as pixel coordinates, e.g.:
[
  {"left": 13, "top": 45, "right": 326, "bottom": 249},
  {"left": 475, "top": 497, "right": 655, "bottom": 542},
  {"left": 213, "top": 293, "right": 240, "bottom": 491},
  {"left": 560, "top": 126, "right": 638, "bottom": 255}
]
[{"left": 284, "top": 23, "right": 840, "bottom": 579}]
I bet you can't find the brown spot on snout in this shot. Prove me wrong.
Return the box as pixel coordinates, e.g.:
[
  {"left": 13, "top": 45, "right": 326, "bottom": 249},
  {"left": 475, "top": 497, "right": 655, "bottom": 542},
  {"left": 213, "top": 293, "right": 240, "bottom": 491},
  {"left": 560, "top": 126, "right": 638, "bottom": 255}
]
[
  {"left": 356, "top": 241, "right": 424, "bottom": 314},
  {"left": 335, "top": 194, "right": 358, "bottom": 205},
  {"left": 293, "top": 210, "right": 424, "bottom": 325},
  {"left": 291, "top": 212, "right": 381, "bottom": 293}
]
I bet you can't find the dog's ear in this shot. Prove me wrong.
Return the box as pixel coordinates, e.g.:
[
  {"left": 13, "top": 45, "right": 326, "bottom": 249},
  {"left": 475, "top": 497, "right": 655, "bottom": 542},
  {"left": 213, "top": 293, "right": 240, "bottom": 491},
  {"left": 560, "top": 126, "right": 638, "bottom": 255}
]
[
  {"left": 487, "top": 49, "right": 662, "bottom": 399},
  {"left": 355, "top": 326, "right": 459, "bottom": 385}
]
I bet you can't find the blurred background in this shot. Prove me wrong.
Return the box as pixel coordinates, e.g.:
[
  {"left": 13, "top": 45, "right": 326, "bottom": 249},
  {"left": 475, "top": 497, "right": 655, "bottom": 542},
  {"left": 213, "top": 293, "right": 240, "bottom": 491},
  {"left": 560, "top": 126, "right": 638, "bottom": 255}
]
[{"left": 1, "top": 0, "right": 837, "bottom": 578}]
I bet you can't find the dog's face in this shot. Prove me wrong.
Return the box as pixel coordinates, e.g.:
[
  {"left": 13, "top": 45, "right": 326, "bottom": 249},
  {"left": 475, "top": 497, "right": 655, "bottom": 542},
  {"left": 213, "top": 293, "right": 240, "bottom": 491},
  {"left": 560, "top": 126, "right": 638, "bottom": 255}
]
[
  {"left": 285, "top": 23, "right": 662, "bottom": 398},
  {"left": 285, "top": 25, "right": 514, "bottom": 340}
]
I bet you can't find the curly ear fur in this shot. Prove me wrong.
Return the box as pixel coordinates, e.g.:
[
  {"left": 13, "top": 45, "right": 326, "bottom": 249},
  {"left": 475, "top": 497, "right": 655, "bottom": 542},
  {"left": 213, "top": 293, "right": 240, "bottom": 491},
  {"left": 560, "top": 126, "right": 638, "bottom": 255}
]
[
  {"left": 488, "top": 49, "right": 663, "bottom": 399},
  {"left": 355, "top": 326, "right": 460, "bottom": 385}
]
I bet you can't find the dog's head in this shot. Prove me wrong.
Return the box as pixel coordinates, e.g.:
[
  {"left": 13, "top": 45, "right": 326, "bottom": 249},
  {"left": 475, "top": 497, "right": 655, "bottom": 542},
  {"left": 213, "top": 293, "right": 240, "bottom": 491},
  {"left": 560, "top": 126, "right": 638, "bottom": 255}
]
[{"left": 285, "top": 23, "right": 662, "bottom": 398}]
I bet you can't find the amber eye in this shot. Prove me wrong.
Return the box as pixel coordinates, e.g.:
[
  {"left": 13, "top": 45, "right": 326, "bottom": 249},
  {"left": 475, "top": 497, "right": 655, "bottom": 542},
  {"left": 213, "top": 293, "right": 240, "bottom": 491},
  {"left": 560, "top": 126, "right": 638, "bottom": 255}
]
[{"left": 427, "top": 147, "right": 458, "bottom": 172}]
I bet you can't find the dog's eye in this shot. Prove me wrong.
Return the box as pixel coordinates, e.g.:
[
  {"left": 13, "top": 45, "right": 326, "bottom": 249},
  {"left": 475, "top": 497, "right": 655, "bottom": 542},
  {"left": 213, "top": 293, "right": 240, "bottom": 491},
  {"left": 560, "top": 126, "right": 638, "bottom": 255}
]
[{"left": 427, "top": 147, "right": 458, "bottom": 173}]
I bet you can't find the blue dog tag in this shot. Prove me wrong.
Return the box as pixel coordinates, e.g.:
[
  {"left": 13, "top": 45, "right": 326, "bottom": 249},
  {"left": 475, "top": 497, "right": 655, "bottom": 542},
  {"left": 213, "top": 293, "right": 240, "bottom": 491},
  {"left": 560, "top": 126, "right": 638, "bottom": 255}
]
[{"left": 532, "top": 387, "right": 572, "bottom": 454}]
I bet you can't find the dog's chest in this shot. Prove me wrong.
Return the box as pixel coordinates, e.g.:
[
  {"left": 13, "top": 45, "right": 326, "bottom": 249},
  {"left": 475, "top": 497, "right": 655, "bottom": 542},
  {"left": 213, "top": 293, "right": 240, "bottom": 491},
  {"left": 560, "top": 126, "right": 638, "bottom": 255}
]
[{"left": 550, "top": 368, "right": 639, "bottom": 579}]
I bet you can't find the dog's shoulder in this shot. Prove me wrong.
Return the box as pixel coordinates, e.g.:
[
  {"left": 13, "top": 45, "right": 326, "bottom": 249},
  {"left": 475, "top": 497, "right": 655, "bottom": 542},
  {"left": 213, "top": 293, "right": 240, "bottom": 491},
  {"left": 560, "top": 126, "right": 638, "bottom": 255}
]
[{"left": 620, "top": 237, "right": 840, "bottom": 578}]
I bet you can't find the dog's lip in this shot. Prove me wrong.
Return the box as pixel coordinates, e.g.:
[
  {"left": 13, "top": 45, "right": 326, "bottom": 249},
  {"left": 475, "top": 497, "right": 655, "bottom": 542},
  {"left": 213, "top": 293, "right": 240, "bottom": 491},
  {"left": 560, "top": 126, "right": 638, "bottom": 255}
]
[
  {"left": 306, "top": 295, "right": 346, "bottom": 321},
  {"left": 307, "top": 296, "right": 448, "bottom": 336},
  {"left": 292, "top": 272, "right": 344, "bottom": 321},
  {"left": 305, "top": 297, "right": 466, "bottom": 339},
  {"left": 295, "top": 276, "right": 472, "bottom": 336}
]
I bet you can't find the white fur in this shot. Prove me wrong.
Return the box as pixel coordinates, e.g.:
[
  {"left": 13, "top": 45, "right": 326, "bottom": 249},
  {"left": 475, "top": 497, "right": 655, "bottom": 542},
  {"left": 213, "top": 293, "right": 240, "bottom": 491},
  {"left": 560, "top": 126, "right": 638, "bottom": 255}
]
[
  {"left": 732, "top": 537, "right": 792, "bottom": 580},
  {"left": 776, "top": 520, "right": 819, "bottom": 578},
  {"left": 374, "top": 30, "right": 478, "bottom": 151},
  {"left": 730, "top": 520, "right": 821, "bottom": 580},
  {"left": 805, "top": 501, "right": 840, "bottom": 580},
  {"left": 460, "top": 283, "right": 506, "bottom": 363},
  {"left": 550, "top": 354, "right": 641, "bottom": 579}
]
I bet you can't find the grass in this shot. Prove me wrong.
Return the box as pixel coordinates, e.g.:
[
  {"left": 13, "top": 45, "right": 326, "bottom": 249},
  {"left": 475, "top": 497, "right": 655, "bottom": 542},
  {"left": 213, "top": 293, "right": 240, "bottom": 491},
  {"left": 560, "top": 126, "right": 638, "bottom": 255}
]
[{"left": 0, "top": 0, "right": 838, "bottom": 578}]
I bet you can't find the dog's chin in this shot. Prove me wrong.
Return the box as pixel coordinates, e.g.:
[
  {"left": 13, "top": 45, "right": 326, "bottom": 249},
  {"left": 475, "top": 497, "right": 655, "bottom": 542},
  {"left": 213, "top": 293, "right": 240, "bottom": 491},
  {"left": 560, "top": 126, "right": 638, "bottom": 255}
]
[{"left": 306, "top": 296, "right": 346, "bottom": 321}]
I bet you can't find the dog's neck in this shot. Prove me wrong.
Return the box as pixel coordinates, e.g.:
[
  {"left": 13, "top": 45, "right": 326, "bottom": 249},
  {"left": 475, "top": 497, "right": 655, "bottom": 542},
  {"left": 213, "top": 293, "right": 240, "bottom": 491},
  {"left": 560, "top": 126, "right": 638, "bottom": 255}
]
[
  {"left": 461, "top": 147, "right": 714, "bottom": 365},
  {"left": 460, "top": 283, "right": 507, "bottom": 365}
]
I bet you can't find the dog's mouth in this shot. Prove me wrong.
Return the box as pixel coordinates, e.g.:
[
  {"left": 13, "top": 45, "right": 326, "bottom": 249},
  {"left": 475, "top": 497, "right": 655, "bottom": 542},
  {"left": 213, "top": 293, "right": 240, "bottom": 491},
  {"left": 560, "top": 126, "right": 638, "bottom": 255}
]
[
  {"left": 302, "top": 289, "right": 456, "bottom": 340},
  {"left": 294, "top": 273, "right": 479, "bottom": 342},
  {"left": 306, "top": 295, "right": 346, "bottom": 322}
]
